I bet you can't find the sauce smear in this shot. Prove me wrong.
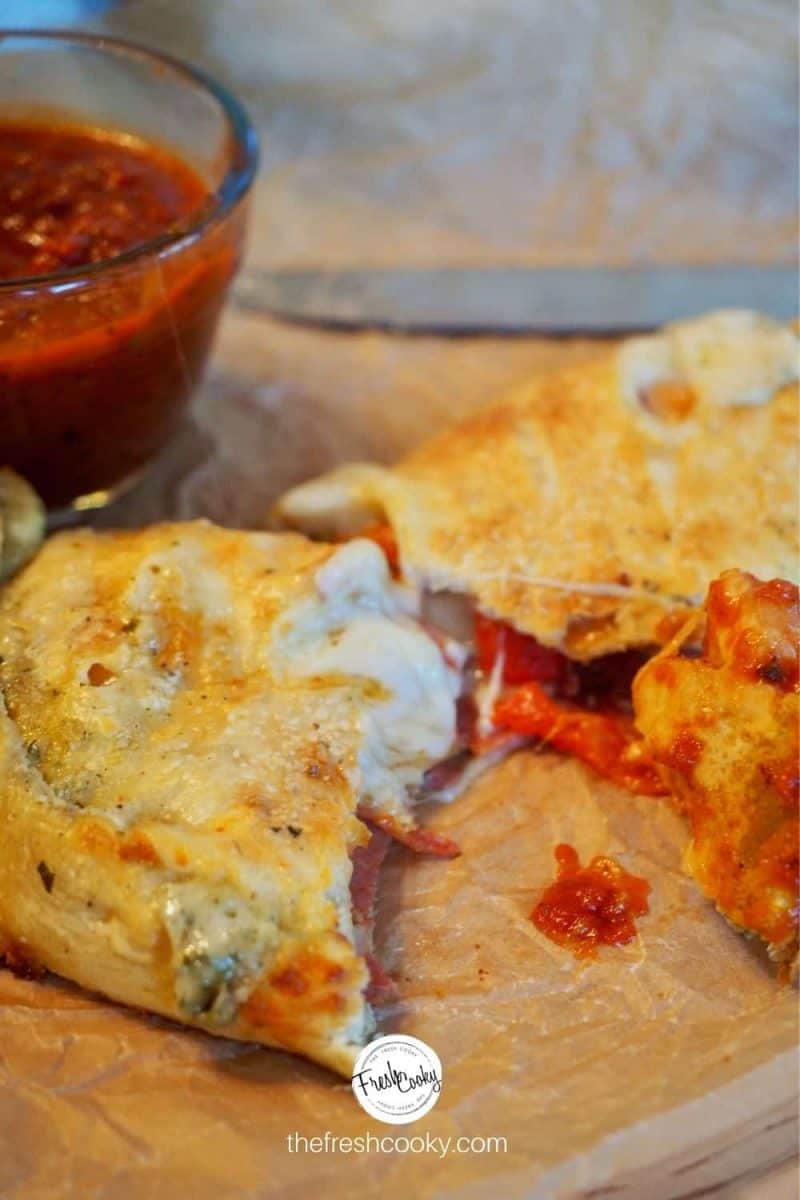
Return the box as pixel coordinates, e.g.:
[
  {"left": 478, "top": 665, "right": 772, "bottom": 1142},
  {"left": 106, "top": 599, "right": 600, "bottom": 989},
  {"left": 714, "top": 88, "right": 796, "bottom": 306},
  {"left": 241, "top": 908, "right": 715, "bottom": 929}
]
[{"left": 532, "top": 843, "right": 651, "bottom": 957}]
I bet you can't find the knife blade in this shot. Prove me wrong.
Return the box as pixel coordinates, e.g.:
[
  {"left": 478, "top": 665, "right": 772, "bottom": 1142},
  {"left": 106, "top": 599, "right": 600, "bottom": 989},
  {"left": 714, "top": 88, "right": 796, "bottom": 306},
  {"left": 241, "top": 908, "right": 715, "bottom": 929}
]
[{"left": 232, "top": 264, "right": 796, "bottom": 335}]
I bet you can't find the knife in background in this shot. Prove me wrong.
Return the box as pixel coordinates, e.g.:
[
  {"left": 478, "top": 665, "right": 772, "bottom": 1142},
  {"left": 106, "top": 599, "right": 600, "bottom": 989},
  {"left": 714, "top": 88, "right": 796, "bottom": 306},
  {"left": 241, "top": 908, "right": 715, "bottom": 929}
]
[{"left": 233, "top": 264, "right": 796, "bottom": 335}]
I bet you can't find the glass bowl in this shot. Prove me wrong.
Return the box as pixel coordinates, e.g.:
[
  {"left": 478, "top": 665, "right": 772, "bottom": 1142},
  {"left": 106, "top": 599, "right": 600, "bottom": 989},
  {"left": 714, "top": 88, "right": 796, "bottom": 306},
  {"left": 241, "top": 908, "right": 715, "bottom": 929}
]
[{"left": 0, "top": 30, "right": 258, "bottom": 516}]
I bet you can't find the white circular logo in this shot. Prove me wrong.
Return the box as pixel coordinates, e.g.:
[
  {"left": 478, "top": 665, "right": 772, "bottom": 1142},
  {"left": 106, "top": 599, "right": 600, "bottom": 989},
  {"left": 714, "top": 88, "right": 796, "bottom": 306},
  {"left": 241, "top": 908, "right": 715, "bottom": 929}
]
[{"left": 351, "top": 1035, "right": 443, "bottom": 1124}]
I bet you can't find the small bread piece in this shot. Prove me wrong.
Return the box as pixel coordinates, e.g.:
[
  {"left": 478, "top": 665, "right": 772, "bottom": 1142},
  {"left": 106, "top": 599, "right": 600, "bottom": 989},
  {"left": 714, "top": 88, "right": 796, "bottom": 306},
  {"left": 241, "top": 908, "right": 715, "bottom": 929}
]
[
  {"left": 0, "top": 468, "right": 45, "bottom": 579},
  {"left": 276, "top": 311, "right": 798, "bottom": 661},
  {"left": 633, "top": 570, "right": 799, "bottom": 966},
  {"left": 0, "top": 522, "right": 460, "bottom": 1074}
]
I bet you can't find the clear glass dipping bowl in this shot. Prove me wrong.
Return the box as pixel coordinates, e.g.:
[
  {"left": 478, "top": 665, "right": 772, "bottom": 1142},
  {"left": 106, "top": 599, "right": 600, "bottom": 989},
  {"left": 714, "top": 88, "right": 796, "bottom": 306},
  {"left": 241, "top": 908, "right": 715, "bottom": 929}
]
[{"left": 0, "top": 30, "right": 258, "bottom": 515}]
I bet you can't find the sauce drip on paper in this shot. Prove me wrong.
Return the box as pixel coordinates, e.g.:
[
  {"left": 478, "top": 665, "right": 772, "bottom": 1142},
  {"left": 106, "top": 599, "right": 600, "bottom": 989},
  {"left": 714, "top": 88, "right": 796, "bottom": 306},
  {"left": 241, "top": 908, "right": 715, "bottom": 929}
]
[{"left": 532, "top": 844, "right": 651, "bottom": 957}]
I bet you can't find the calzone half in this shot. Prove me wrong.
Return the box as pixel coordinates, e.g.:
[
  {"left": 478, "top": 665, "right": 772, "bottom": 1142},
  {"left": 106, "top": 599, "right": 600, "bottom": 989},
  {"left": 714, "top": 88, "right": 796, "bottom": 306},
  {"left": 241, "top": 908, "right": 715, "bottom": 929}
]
[
  {"left": 0, "top": 521, "right": 462, "bottom": 1075},
  {"left": 276, "top": 311, "right": 799, "bottom": 797}
]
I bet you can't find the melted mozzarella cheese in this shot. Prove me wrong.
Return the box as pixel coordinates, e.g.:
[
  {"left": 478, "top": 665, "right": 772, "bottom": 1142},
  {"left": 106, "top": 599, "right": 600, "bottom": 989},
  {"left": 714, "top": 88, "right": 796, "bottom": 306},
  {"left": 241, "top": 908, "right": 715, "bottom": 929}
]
[
  {"left": 276, "top": 539, "right": 461, "bottom": 818},
  {"left": 309, "top": 613, "right": 459, "bottom": 810},
  {"left": 619, "top": 309, "right": 799, "bottom": 414},
  {"left": 476, "top": 644, "right": 505, "bottom": 738},
  {"left": 669, "top": 310, "right": 799, "bottom": 408}
]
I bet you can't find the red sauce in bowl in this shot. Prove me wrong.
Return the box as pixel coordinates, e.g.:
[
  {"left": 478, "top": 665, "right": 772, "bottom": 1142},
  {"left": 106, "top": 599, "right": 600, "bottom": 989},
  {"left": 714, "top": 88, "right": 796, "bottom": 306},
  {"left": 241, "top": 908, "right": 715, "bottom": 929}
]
[
  {"left": 0, "top": 123, "right": 208, "bottom": 277},
  {"left": 0, "top": 120, "right": 243, "bottom": 510}
]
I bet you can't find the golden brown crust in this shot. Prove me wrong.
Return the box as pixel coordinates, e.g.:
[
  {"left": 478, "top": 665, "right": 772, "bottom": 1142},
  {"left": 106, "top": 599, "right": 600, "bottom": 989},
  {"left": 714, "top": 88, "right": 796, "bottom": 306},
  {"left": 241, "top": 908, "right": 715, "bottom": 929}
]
[
  {"left": 276, "top": 313, "right": 798, "bottom": 660},
  {"left": 0, "top": 522, "right": 455, "bottom": 1075}
]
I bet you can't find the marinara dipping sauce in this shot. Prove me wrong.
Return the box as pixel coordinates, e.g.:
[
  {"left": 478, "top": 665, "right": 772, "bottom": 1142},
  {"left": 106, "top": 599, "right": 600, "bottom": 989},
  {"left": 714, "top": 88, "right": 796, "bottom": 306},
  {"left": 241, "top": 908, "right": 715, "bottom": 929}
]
[{"left": 0, "top": 118, "right": 248, "bottom": 511}]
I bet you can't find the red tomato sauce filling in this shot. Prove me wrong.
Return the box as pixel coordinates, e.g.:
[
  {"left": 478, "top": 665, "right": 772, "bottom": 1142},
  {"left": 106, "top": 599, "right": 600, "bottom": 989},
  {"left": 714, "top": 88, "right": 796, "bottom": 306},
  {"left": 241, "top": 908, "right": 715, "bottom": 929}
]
[
  {"left": 474, "top": 616, "right": 665, "bottom": 794},
  {"left": 356, "top": 523, "right": 665, "bottom": 795},
  {"left": 705, "top": 572, "right": 799, "bottom": 692},
  {"left": 487, "top": 677, "right": 666, "bottom": 796},
  {"left": 531, "top": 843, "right": 651, "bottom": 957}
]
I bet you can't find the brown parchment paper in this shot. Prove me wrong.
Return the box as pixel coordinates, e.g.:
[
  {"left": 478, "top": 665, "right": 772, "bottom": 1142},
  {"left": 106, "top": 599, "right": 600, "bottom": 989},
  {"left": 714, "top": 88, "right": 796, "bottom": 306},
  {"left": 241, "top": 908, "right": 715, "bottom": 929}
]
[
  {"left": 0, "top": 752, "right": 796, "bottom": 1200},
  {"left": 1, "top": 310, "right": 798, "bottom": 1200}
]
